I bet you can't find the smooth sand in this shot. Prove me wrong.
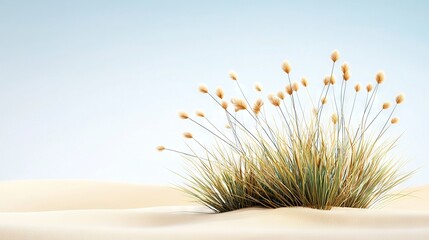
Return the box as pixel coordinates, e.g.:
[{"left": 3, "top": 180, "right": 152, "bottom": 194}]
[{"left": 0, "top": 180, "right": 428, "bottom": 240}]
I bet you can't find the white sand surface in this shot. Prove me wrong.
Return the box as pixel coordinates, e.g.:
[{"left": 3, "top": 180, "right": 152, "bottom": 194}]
[{"left": 0, "top": 180, "right": 428, "bottom": 240}]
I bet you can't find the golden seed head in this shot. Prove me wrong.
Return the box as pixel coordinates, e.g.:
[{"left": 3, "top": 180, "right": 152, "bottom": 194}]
[
  {"left": 277, "top": 91, "right": 285, "bottom": 100},
  {"left": 331, "top": 113, "right": 338, "bottom": 125},
  {"left": 301, "top": 77, "right": 308, "bottom": 87},
  {"left": 254, "top": 82, "right": 263, "bottom": 92},
  {"left": 225, "top": 124, "right": 231, "bottom": 129},
  {"left": 343, "top": 71, "right": 350, "bottom": 81},
  {"left": 341, "top": 62, "right": 349, "bottom": 74},
  {"left": 198, "top": 84, "right": 208, "bottom": 94},
  {"left": 285, "top": 84, "right": 293, "bottom": 95},
  {"left": 221, "top": 101, "right": 228, "bottom": 110},
  {"left": 382, "top": 102, "right": 391, "bottom": 110},
  {"left": 354, "top": 83, "right": 361, "bottom": 92},
  {"left": 195, "top": 110, "right": 205, "bottom": 117},
  {"left": 292, "top": 81, "right": 299, "bottom": 91},
  {"left": 215, "top": 87, "right": 224, "bottom": 99},
  {"left": 396, "top": 93, "right": 405, "bottom": 104},
  {"left": 366, "top": 83, "right": 373, "bottom": 92},
  {"left": 391, "top": 117, "right": 399, "bottom": 124},
  {"left": 252, "top": 98, "right": 264, "bottom": 114},
  {"left": 282, "top": 60, "right": 291, "bottom": 74},
  {"left": 323, "top": 75, "right": 330, "bottom": 86},
  {"left": 329, "top": 76, "right": 336, "bottom": 85},
  {"left": 312, "top": 108, "right": 319, "bottom": 116},
  {"left": 321, "top": 97, "right": 327, "bottom": 105},
  {"left": 183, "top": 132, "right": 193, "bottom": 139},
  {"left": 331, "top": 49, "right": 340, "bottom": 62},
  {"left": 268, "top": 94, "right": 281, "bottom": 107},
  {"left": 228, "top": 70, "right": 238, "bottom": 81},
  {"left": 233, "top": 98, "right": 248, "bottom": 112},
  {"left": 156, "top": 145, "right": 166, "bottom": 151},
  {"left": 178, "top": 111, "right": 189, "bottom": 119},
  {"left": 376, "top": 71, "right": 385, "bottom": 84}
]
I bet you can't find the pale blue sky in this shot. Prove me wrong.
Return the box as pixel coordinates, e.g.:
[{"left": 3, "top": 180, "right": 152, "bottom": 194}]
[{"left": 0, "top": 1, "right": 428, "bottom": 186}]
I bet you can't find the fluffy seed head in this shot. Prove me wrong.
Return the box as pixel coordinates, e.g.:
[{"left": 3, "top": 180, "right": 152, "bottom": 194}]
[
  {"left": 382, "top": 102, "right": 391, "bottom": 110},
  {"left": 292, "top": 81, "right": 299, "bottom": 91},
  {"left": 215, "top": 87, "right": 224, "bottom": 99},
  {"left": 331, "top": 49, "right": 340, "bottom": 62},
  {"left": 343, "top": 71, "right": 350, "bottom": 81},
  {"left": 341, "top": 62, "right": 349, "bottom": 74},
  {"left": 354, "top": 83, "right": 361, "bottom": 92},
  {"left": 277, "top": 91, "right": 285, "bottom": 100},
  {"left": 366, "top": 83, "right": 373, "bottom": 92},
  {"left": 321, "top": 97, "right": 327, "bottom": 105},
  {"left": 391, "top": 117, "right": 399, "bottom": 124},
  {"left": 221, "top": 101, "right": 228, "bottom": 110},
  {"left": 286, "top": 84, "right": 293, "bottom": 95},
  {"left": 228, "top": 70, "right": 238, "bottom": 81},
  {"left": 198, "top": 84, "right": 208, "bottom": 94},
  {"left": 178, "top": 111, "right": 189, "bottom": 119},
  {"left": 196, "top": 110, "right": 205, "bottom": 117},
  {"left": 396, "top": 93, "right": 405, "bottom": 104},
  {"left": 301, "top": 77, "right": 308, "bottom": 87},
  {"left": 376, "top": 71, "right": 385, "bottom": 84},
  {"left": 254, "top": 83, "right": 263, "bottom": 92},
  {"left": 156, "top": 145, "right": 165, "bottom": 151},
  {"left": 183, "top": 132, "right": 193, "bottom": 139},
  {"left": 331, "top": 113, "right": 338, "bottom": 125},
  {"left": 329, "top": 76, "right": 336, "bottom": 85},
  {"left": 225, "top": 124, "right": 231, "bottom": 129},
  {"left": 282, "top": 60, "right": 291, "bottom": 74},
  {"left": 252, "top": 98, "right": 264, "bottom": 114},
  {"left": 323, "top": 75, "right": 330, "bottom": 86},
  {"left": 233, "top": 98, "right": 248, "bottom": 112},
  {"left": 312, "top": 108, "right": 319, "bottom": 116},
  {"left": 268, "top": 94, "right": 281, "bottom": 107}
]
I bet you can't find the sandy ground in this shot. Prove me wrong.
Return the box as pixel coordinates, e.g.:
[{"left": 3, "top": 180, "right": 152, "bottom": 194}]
[{"left": 0, "top": 180, "right": 428, "bottom": 240}]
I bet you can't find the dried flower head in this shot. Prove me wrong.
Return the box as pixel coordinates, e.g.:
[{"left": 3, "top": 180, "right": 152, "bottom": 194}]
[
  {"left": 228, "top": 70, "right": 238, "bottom": 81},
  {"left": 277, "top": 91, "right": 285, "bottom": 100},
  {"left": 268, "top": 94, "right": 281, "bottom": 107},
  {"left": 301, "top": 77, "right": 308, "bottom": 87},
  {"left": 196, "top": 110, "right": 205, "bottom": 117},
  {"left": 286, "top": 84, "right": 293, "bottom": 95},
  {"left": 216, "top": 87, "right": 224, "bottom": 99},
  {"left": 366, "top": 83, "right": 373, "bottom": 92},
  {"left": 396, "top": 93, "right": 405, "bottom": 104},
  {"left": 382, "top": 102, "right": 391, "bottom": 110},
  {"left": 183, "top": 132, "right": 193, "bottom": 139},
  {"left": 391, "top": 117, "right": 399, "bottom": 124},
  {"left": 221, "top": 101, "right": 228, "bottom": 110},
  {"left": 329, "top": 76, "right": 336, "bottom": 85},
  {"left": 233, "top": 98, "right": 248, "bottom": 112},
  {"left": 252, "top": 98, "right": 264, "bottom": 114},
  {"left": 254, "top": 83, "right": 263, "bottom": 92},
  {"left": 343, "top": 71, "right": 350, "bottom": 81},
  {"left": 354, "top": 83, "right": 361, "bottom": 92},
  {"left": 198, "top": 84, "right": 208, "bottom": 94},
  {"left": 178, "top": 111, "right": 189, "bottom": 119},
  {"left": 376, "top": 71, "right": 385, "bottom": 84},
  {"left": 341, "top": 62, "right": 349, "bottom": 74},
  {"left": 331, "top": 49, "right": 340, "bottom": 62},
  {"left": 321, "top": 97, "right": 327, "bottom": 105},
  {"left": 156, "top": 145, "right": 166, "bottom": 151},
  {"left": 225, "top": 124, "right": 231, "bottom": 129},
  {"left": 331, "top": 113, "right": 338, "bottom": 124},
  {"left": 292, "top": 81, "right": 299, "bottom": 91},
  {"left": 323, "top": 76, "right": 330, "bottom": 86},
  {"left": 282, "top": 60, "right": 291, "bottom": 74},
  {"left": 312, "top": 108, "right": 319, "bottom": 116}
]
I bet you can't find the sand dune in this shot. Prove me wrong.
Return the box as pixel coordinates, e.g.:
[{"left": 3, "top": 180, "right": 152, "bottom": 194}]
[{"left": 0, "top": 180, "right": 428, "bottom": 240}]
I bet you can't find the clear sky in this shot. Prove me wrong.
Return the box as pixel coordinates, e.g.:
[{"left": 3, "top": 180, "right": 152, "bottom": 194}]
[{"left": 0, "top": 1, "right": 428, "bottom": 186}]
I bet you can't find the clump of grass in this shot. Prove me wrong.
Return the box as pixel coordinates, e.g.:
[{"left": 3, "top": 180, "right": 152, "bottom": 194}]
[{"left": 158, "top": 50, "right": 411, "bottom": 213}]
